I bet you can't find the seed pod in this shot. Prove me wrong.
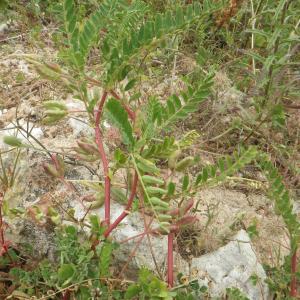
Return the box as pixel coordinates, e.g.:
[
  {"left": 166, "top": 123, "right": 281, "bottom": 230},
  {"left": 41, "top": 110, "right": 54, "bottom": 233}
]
[
  {"left": 90, "top": 192, "right": 105, "bottom": 209},
  {"left": 180, "top": 199, "right": 194, "bottom": 216},
  {"left": 45, "top": 109, "right": 68, "bottom": 117},
  {"left": 176, "top": 215, "right": 197, "bottom": 227},
  {"left": 45, "top": 62, "right": 62, "bottom": 74},
  {"left": 77, "top": 140, "right": 99, "bottom": 155},
  {"left": 42, "top": 115, "right": 63, "bottom": 124},
  {"left": 158, "top": 214, "right": 172, "bottom": 221},
  {"left": 168, "top": 207, "right": 180, "bottom": 216},
  {"left": 175, "top": 156, "right": 194, "bottom": 172},
  {"left": 35, "top": 64, "right": 61, "bottom": 80},
  {"left": 168, "top": 149, "right": 182, "bottom": 169},
  {"left": 43, "top": 101, "right": 67, "bottom": 111},
  {"left": 3, "top": 136, "right": 24, "bottom": 148},
  {"left": 82, "top": 194, "right": 96, "bottom": 202},
  {"left": 142, "top": 175, "right": 164, "bottom": 185},
  {"left": 136, "top": 155, "right": 159, "bottom": 174},
  {"left": 111, "top": 187, "right": 127, "bottom": 204},
  {"left": 43, "top": 163, "right": 60, "bottom": 178},
  {"left": 149, "top": 197, "right": 169, "bottom": 208},
  {"left": 158, "top": 222, "right": 170, "bottom": 234},
  {"left": 146, "top": 187, "right": 167, "bottom": 195},
  {"left": 76, "top": 153, "right": 99, "bottom": 162}
]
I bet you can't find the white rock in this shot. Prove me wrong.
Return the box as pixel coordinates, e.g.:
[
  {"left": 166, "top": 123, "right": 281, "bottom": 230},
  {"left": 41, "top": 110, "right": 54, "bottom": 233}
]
[
  {"left": 0, "top": 23, "right": 9, "bottom": 33},
  {"left": 68, "top": 118, "right": 93, "bottom": 137},
  {"left": 74, "top": 201, "right": 189, "bottom": 279},
  {"left": 191, "top": 230, "right": 269, "bottom": 300}
]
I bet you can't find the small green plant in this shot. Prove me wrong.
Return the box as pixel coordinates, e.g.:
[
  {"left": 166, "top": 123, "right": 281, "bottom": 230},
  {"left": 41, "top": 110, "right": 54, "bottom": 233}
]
[
  {"left": 10, "top": 224, "right": 118, "bottom": 299},
  {"left": 225, "top": 287, "right": 250, "bottom": 300}
]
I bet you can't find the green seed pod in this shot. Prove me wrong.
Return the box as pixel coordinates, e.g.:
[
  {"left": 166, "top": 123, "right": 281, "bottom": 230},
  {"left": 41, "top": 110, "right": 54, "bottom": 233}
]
[
  {"left": 146, "top": 187, "right": 167, "bottom": 195},
  {"left": 158, "top": 222, "right": 170, "bottom": 234},
  {"left": 168, "top": 149, "right": 182, "bottom": 169},
  {"left": 136, "top": 155, "right": 159, "bottom": 174},
  {"left": 45, "top": 109, "right": 68, "bottom": 117},
  {"left": 142, "top": 175, "right": 164, "bottom": 186},
  {"left": 175, "top": 156, "right": 194, "bottom": 172},
  {"left": 149, "top": 197, "right": 169, "bottom": 208},
  {"left": 158, "top": 214, "right": 172, "bottom": 221},
  {"left": 111, "top": 187, "right": 127, "bottom": 204},
  {"left": 90, "top": 192, "right": 105, "bottom": 209},
  {"left": 3, "top": 136, "right": 24, "bottom": 148},
  {"left": 43, "top": 115, "right": 65, "bottom": 125},
  {"left": 45, "top": 63, "right": 62, "bottom": 74},
  {"left": 43, "top": 163, "right": 60, "bottom": 178},
  {"left": 43, "top": 101, "right": 67, "bottom": 111}
]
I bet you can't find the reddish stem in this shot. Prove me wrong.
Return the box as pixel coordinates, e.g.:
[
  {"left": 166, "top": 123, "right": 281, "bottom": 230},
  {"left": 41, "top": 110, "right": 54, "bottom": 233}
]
[
  {"left": 109, "top": 90, "right": 136, "bottom": 121},
  {"left": 104, "top": 171, "right": 138, "bottom": 238},
  {"left": 167, "top": 232, "right": 174, "bottom": 288},
  {"left": 94, "top": 91, "right": 111, "bottom": 225},
  {"left": 290, "top": 249, "right": 298, "bottom": 297}
]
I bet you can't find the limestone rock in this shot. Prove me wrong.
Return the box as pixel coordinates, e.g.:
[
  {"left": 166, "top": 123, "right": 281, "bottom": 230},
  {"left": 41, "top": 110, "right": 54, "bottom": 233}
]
[{"left": 191, "top": 230, "right": 268, "bottom": 300}]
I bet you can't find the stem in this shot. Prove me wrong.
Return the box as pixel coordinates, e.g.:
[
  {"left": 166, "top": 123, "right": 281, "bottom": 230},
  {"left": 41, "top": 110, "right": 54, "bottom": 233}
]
[
  {"left": 104, "top": 171, "right": 138, "bottom": 237},
  {"left": 167, "top": 232, "right": 174, "bottom": 288},
  {"left": 290, "top": 249, "right": 298, "bottom": 297},
  {"left": 94, "top": 91, "right": 111, "bottom": 226},
  {"left": 109, "top": 90, "right": 136, "bottom": 121}
]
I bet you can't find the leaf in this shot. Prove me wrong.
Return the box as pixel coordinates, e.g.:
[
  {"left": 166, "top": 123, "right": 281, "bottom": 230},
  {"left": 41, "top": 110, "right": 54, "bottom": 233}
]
[
  {"left": 105, "top": 98, "right": 134, "bottom": 147},
  {"left": 135, "top": 155, "right": 160, "bottom": 174},
  {"left": 99, "top": 242, "right": 114, "bottom": 277},
  {"left": 167, "top": 182, "right": 176, "bottom": 196},
  {"left": 182, "top": 174, "right": 190, "bottom": 192},
  {"left": 58, "top": 264, "right": 75, "bottom": 286},
  {"left": 125, "top": 284, "right": 141, "bottom": 299},
  {"left": 125, "top": 79, "right": 136, "bottom": 91}
]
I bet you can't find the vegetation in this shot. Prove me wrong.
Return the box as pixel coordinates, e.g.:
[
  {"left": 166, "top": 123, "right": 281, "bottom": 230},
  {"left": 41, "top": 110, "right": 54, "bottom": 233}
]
[{"left": 0, "top": 0, "right": 299, "bottom": 299}]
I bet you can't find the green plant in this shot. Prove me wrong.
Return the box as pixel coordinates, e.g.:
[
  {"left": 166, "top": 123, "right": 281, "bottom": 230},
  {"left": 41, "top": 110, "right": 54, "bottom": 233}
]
[
  {"left": 3, "top": 0, "right": 299, "bottom": 298},
  {"left": 10, "top": 224, "right": 119, "bottom": 299},
  {"left": 258, "top": 154, "right": 300, "bottom": 298},
  {"left": 225, "top": 287, "right": 250, "bottom": 300},
  {"left": 125, "top": 268, "right": 176, "bottom": 299},
  {"left": 3, "top": 0, "right": 269, "bottom": 292}
]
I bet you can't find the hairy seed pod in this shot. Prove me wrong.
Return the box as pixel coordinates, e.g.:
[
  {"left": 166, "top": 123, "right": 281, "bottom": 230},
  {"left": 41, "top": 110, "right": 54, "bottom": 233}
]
[
  {"left": 176, "top": 215, "right": 197, "bottom": 227},
  {"left": 90, "top": 192, "right": 105, "bottom": 209},
  {"left": 168, "top": 149, "right": 182, "bottom": 169},
  {"left": 180, "top": 199, "right": 194, "bottom": 216},
  {"left": 43, "top": 163, "right": 60, "bottom": 178},
  {"left": 77, "top": 141, "right": 99, "bottom": 155},
  {"left": 175, "top": 156, "right": 194, "bottom": 172},
  {"left": 43, "top": 101, "right": 67, "bottom": 111},
  {"left": 142, "top": 175, "right": 164, "bottom": 185},
  {"left": 146, "top": 186, "right": 167, "bottom": 195},
  {"left": 158, "top": 214, "right": 172, "bottom": 221},
  {"left": 3, "top": 136, "right": 24, "bottom": 148},
  {"left": 150, "top": 197, "right": 169, "bottom": 208}
]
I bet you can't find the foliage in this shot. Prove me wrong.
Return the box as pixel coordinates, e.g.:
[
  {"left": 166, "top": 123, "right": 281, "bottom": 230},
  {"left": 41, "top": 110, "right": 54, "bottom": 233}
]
[
  {"left": 1, "top": 0, "right": 300, "bottom": 298},
  {"left": 125, "top": 268, "right": 176, "bottom": 299},
  {"left": 10, "top": 225, "right": 118, "bottom": 299}
]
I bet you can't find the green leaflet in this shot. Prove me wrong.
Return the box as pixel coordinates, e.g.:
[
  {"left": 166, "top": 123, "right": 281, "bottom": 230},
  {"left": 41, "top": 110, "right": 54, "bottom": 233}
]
[
  {"left": 105, "top": 3, "right": 214, "bottom": 84},
  {"left": 258, "top": 156, "right": 300, "bottom": 247},
  {"left": 105, "top": 98, "right": 134, "bottom": 148},
  {"left": 148, "top": 75, "right": 214, "bottom": 132},
  {"left": 195, "top": 147, "right": 258, "bottom": 186},
  {"left": 99, "top": 242, "right": 114, "bottom": 277}
]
